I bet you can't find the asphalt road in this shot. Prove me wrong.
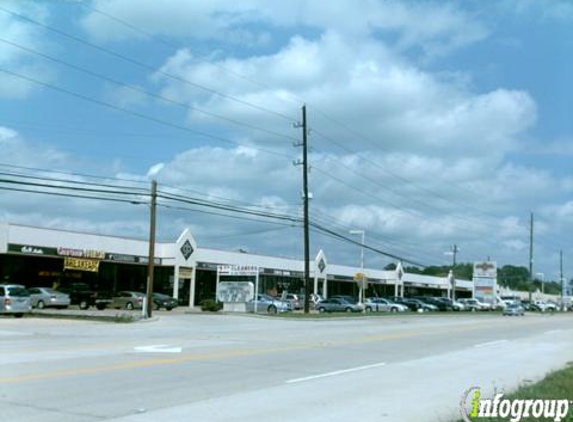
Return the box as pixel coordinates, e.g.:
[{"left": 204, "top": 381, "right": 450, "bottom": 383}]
[{"left": 1, "top": 312, "right": 572, "bottom": 422}]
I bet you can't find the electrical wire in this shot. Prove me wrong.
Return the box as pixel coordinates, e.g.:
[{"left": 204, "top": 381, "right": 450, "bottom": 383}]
[
  {"left": 0, "top": 37, "right": 298, "bottom": 144},
  {"left": 0, "top": 67, "right": 293, "bottom": 160},
  {"left": 0, "top": 5, "right": 298, "bottom": 123}
]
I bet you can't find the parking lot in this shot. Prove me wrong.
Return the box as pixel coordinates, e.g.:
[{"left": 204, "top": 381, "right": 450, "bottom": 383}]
[{"left": 2, "top": 312, "right": 573, "bottom": 422}]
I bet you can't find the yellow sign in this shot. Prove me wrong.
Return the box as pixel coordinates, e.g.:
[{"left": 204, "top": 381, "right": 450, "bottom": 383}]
[{"left": 64, "top": 257, "right": 100, "bottom": 273}]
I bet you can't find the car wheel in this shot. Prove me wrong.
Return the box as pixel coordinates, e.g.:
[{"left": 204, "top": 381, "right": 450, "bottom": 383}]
[
  {"left": 37, "top": 300, "right": 45, "bottom": 310},
  {"left": 391, "top": 307, "right": 398, "bottom": 313},
  {"left": 166, "top": 306, "right": 173, "bottom": 311},
  {"left": 345, "top": 307, "right": 352, "bottom": 313},
  {"left": 79, "top": 300, "right": 89, "bottom": 310},
  {"left": 126, "top": 302, "right": 134, "bottom": 310},
  {"left": 318, "top": 307, "right": 326, "bottom": 313},
  {"left": 96, "top": 303, "right": 107, "bottom": 310},
  {"left": 267, "top": 305, "right": 277, "bottom": 315},
  {"left": 365, "top": 306, "right": 372, "bottom": 313},
  {"left": 153, "top": 303, "right": 160, "bottom": 311},
  {"left": 14, "top": 313, "right": 24, "bottom": 318}
]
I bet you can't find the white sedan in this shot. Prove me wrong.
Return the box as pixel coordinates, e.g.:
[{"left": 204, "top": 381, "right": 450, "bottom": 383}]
[{"left": 364, "top": 298, "right": 408, "bottom": 313}]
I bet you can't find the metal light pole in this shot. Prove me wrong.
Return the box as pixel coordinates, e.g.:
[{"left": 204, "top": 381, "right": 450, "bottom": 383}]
[
  {"left": 536, "top": 272, "right": 545, "bottom": 296},
  {"left": 444, "top": 245, "right": 459, "bottom": 301},
  {"left": 350, "top": 230, "right": 365, "bottom": 303}
]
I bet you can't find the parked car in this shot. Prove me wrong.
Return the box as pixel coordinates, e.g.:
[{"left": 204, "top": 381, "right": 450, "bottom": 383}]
[
  {"left": 415, "top": 297, "right": 453, "bottom": 311},
  {"left": 283, "top": 293, "right": 302, "bottom": 310},
  {"left": 364, "top": 297, "right": 408, "bottom": 312},
  {"left": 110, "top": 291, "right": 145, "bottom": 310},
  {"left": 330, "top": 295, "right": 359, "bottom": 304},
  {"left": 153, "top": 293, "right": 178, "bottom": 311},
  {"left": 28, "top": 287, "right": 70, "bottom": 309},
  {"left": 298, "top": 293, "right": 323, "bottom": 307},
  {"left": 315, "top": 298, "right": 364, "bottom": 313},
  {"left": 399, "top": 298, "right": 438, "bottom": 312},
  {"left": 503, "top": 303, "right": 525, "bottom": 316},
  {"left": 458, "top": 298, "right": 492, "bottom": 311},
  {"left": 57, "top": 282, "right": 112, "bottom": 310},
  {"left": 434, "top": 297, "right": 465, "bottom": 311},
  {"left": 533, "top": 301, "right": 558, "bottom": 312},
  {"left": 245, "top": 294, "right": 291, "bottom": 314},
  {"left": 0, "top": 284, "right": 32, "bottom": 317}
]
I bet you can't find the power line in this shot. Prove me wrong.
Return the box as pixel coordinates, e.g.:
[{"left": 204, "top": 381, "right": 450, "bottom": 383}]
[
  {"left": 310, "top": 221, "right": 428, "bottom": 267},
  {"left": 0, "top": 37, "right": 298, "bottom": 144},
  {"left": 78, "top": 2, "right": 304, "bottom": 108},
  {"left": 0, "top": 170, "right": 148, "bottom": 193},
  {"left": 0, "top": 67, "right": 293, "bottom": 160},
  {"left": 0, "top": 185, "right": 147, "bottom": 205},
  {"left": 0, "top": 162, "right": 149, "bottom": 185},
  {"left": 0, "top": 5, "right": 298, "bottom": 123}
]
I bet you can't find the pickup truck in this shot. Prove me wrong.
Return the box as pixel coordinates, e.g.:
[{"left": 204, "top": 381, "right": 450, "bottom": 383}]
[{"left": 57, "top": 282, "right": 112, "bottom": 310}]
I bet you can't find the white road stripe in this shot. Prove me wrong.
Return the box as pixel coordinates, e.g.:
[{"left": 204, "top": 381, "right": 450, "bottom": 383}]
[
  {"left": 286, "top": 362, "right": 386, "bottom": 384},
  {"left": 474, "top": 340, "right": 508, "bottom": 348},
  {"left": 134, "top": 345, "right": 182, "bottom": 353}
]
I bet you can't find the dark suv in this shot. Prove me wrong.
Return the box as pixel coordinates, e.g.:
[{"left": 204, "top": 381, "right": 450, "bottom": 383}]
[{"left": 57, "top": 282, "right": 111, "bottom": 310}]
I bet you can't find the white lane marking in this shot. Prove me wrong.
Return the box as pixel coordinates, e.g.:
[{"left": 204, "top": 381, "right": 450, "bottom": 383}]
[
  {"left": 286, "top": 362, "right": 386, "bottom": 384},
  {"left": 545, "top": 330, "right": 563, "bottom": 335},
  {"left": 474, "top": 340, "right": 508, "bottom": 348},
  {"left": 134, "top": 345, "right": 182, "bottom": 354}
]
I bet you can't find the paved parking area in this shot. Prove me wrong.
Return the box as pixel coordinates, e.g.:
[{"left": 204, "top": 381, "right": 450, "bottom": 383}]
[{"left": 2, "top": 312, "right": 572, "bottom": 422}]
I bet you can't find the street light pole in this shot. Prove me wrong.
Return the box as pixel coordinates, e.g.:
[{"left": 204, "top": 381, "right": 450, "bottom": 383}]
[
  {"left": 445, "top": 245, "right": 459, "bottom": 301},
  {"left": 350, "top": 230, "right": 365, "bottom": 303},
  {"left": 536, "top": 272, "right": 545, "bottom": 295}
]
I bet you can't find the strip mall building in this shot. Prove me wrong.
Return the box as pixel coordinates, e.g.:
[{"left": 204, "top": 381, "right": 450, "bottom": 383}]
[{"left": 0, "top": 223, "right": 473, "bottom": 306}]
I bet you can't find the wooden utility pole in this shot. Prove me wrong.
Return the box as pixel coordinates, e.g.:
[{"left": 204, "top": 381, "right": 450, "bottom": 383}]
[
  {"left": 301, "top": 105, "right": 311, "bottom": 313},
  {"left": 146, "top": 180, "right": 157, "bottom": 318},
  {"left": 292, "top": 105, "right": 311, "bottom": 312}
]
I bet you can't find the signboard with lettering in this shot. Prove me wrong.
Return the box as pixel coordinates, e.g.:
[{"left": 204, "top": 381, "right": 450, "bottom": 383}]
[
  {"left": 218, "top": 265, "right": 260, "bottom": 276},
  {"left": 58, "top": 248, "right": 106, "bottom": 260},
  {"left": 473, "top": 261, "right": 497, "bottom": 305},
  {"left": 217, "top": 282, "right": 254, "bottom": 303},
  {"left": 8, "top": 244, "right": 58, "bottom": 256},
  {"left": 63, "top": 257, "right": 100, "bottom": 273}
]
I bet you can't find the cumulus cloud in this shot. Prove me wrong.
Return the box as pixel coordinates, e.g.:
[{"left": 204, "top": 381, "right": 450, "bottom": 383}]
[
  {"left": 0, "top": 1, "right": 55, "bottom": 98},
  {"left": 81, "top": 0, "right": 488, "bottom": 57},
  {"left": 151, "top": 31, "right": 536, "bottom": 160}
]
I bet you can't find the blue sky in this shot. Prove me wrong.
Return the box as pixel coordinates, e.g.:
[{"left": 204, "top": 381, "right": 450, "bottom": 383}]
[{"left": 0, "top": 0, "right": 572, "bottom": 282}]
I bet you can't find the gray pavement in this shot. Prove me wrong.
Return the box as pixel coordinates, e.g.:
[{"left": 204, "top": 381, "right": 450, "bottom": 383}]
[{"left": 1, "top": 312, "right": 572, "bottom": 422}]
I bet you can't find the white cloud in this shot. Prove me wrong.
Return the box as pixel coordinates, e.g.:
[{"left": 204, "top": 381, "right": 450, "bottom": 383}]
[
  {"left": 0, "top": 126, "right": 69, "bottom": 166},
  {"left": 0, "top": 1, "right": 55, "bottom": 99},
  {"left": 152, "top": 31, "right": 536, "bottom": 160},
  {"left": 81, "top": 0, "right": 488, "bottom": 57}
]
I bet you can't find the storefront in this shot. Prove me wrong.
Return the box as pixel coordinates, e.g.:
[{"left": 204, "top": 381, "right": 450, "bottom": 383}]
[{"left": 0, "top": 222, "right": 474, "bottom": 306}]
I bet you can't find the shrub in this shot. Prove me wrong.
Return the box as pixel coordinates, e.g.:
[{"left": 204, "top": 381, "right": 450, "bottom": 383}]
[{"left": 200, "top": 299, "right": 222, "bottom": 312}]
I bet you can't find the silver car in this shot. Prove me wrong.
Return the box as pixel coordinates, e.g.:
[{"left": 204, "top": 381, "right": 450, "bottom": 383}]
[
  {"left": 503, "top": 303, "right": 525, "bottom": 316},
  {"left": 110, "top": 291, "right": 145, "bottom": 310},
  {"left": 0, "top": 284, "right": 32, "bottom": 317},
  {"left": 29, "top": 287, "right": 71, "bottom": 309},
  {"left": 245, "top": 294, "right": 291, "bottom": 314},
  {"left": 315, "top": 298, "right": 364, "bottom": 313},
  {"left": 364, "top": 298, "right": 408, "bottom": 312}
]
